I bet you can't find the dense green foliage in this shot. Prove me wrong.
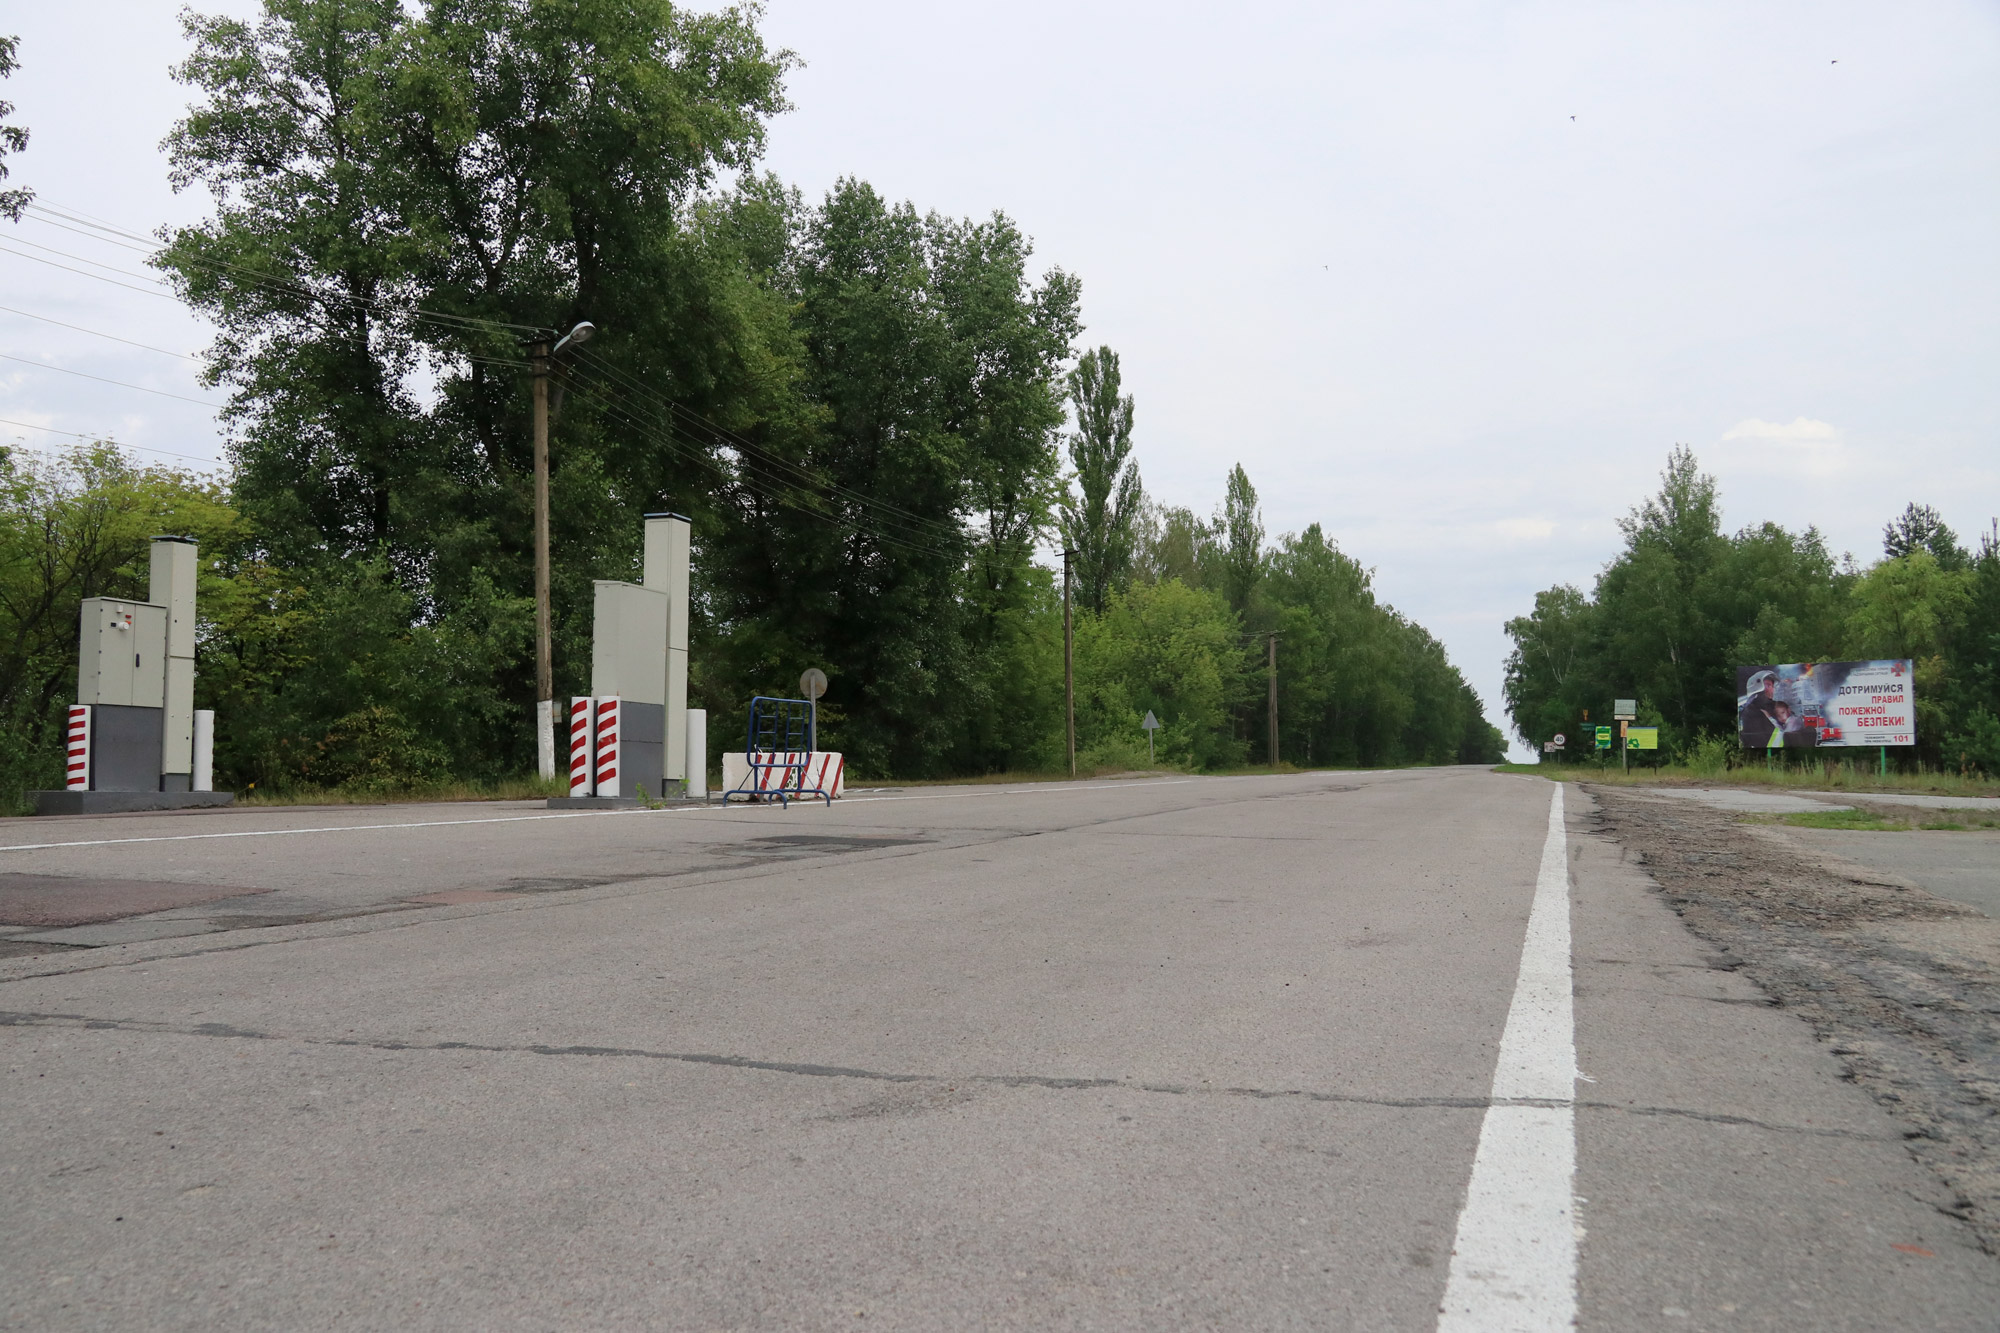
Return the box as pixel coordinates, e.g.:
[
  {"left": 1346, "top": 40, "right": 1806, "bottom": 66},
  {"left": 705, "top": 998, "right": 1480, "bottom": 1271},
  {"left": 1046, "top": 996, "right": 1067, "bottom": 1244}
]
[
  {"left": 1505, "top": 448, "right": 2000, "bottom": 775},
  {"left": 0, "top": 2, "right": 1503, "bottom": 808}
]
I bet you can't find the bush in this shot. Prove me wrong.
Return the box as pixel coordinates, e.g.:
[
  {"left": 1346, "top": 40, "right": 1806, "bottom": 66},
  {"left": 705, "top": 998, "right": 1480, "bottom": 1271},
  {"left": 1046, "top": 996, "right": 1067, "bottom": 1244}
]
[
  {"left": 296, "top": 706, "right": 452, "bottom": 793},
  {"left": 1946, "top": 709, "right": 2000, "bottom": 778},
  {"left": 1678, "top": 731, "right": 1734, "bottom": 776}
]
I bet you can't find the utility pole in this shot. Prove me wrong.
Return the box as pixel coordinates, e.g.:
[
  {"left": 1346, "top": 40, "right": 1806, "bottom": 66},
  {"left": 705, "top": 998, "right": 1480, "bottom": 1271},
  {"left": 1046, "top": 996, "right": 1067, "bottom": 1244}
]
[
  {"left": 531, "top": 340, "right": 553, "bottom": 779},
  {"left": 1063, "top": 548, "right": 1076, "bottom": 778},
  {"left": 527, "top": 321, "right": 596, "bottom": 780},
  {"left": 1266, "top": 632, "right": 1279, "bottom": 768}
]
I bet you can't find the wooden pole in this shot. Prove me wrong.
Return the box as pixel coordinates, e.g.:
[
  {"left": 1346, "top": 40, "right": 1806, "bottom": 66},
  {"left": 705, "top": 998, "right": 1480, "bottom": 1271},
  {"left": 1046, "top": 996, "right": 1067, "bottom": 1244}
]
[
  {"left": 1266, "top": 632, "right": 1279, "bottom": 768},
  {"left": 1063, "top": 549, "right": 1076, "bottom": 778}
]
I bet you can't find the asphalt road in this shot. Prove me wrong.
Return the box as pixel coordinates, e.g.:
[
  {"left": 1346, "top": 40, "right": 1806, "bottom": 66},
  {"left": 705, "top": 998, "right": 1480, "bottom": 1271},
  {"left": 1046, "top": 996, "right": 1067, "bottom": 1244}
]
[
  {"left": 1, "top": 769, "right": 1994, "bottom": 1330},
  {"left": 1788, "top": 828, "right": 2000, "bottom": 919}
]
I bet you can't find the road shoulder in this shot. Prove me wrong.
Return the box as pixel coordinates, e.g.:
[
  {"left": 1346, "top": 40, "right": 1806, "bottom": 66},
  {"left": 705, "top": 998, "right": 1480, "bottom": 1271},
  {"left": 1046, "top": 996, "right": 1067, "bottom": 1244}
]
[{"left": 1566, "top": 783, "right": 2000, "bottom": 1330}]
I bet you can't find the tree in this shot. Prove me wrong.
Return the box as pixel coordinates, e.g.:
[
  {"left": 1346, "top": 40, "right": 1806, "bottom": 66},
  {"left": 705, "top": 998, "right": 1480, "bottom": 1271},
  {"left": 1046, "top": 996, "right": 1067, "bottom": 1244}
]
[
  {"left": 1503, "top": 585, "right": 1595, "bottom": 746},
  {"left": 1056, "top": 346, "right": 1143, "bottom": 614},
  {"left": 1072, "top": 578, "right": 1251, "bottom": 771},
  {"left": 704, "top": 180, "right": 1078, "bottom": 777},
  {"left": 0, "top": 33, "right": 29, "bottom": 221},
  {"left": 1218, "top": 463, "right": 1264, "bottom": 614},
  {"left": 1133, "top": 501, "right": 1212, "bottom": 588},
  {"left": 159, "top": 0, "right": 793, "bottom": 774},
  {"left": 1883, "top": 502, "right": 1967, "bottom": 571}
]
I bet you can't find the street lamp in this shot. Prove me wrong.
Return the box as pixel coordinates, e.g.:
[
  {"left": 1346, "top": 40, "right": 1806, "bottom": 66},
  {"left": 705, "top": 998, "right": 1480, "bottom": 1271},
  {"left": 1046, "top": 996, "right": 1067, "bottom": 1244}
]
[{"left": 529, "top": 320, "right": 596, "bottom": 780}]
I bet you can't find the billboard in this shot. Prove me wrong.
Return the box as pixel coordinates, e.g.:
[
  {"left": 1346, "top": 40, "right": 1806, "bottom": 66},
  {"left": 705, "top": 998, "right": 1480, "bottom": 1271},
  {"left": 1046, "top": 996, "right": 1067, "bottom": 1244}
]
[
  {"left": 1626, "top": 727, "right": 1659, "bottom": 750},
  {"left": 1736, "top": 660, "right": 1915, "bottom": 749}
]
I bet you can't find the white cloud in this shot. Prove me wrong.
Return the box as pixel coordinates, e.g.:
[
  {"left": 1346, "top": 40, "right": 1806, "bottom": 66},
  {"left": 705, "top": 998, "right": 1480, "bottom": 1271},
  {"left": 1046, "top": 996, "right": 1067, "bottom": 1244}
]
[
  {"left": 1715, "top": 417, "right": 1853, "bottom": 477},
  {"left": 1721, "top": 416, "right": 1842, "bottom": 442},
  {"left": 1492, "top": 517, "right": 1557, "bottom": 541}
]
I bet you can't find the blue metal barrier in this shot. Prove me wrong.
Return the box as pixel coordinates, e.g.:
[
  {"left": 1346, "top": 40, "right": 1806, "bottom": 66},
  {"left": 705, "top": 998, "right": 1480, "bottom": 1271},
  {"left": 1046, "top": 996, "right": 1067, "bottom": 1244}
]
[{"left": 723, "top": 695, "right": 831, "bottom": 807}]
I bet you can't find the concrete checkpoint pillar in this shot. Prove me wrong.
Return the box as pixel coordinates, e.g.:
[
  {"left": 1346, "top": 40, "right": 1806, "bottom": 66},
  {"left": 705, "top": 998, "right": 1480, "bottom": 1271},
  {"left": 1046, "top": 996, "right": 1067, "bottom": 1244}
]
[
  {"left": 644, "top": 514, "right": 692, "bottom": 791},
  {"left": 192, "top": 709, "right": 214, "bottom": 792},
  {"left": 685, "top": 708, "right": 707, "bottom": 801},
  {"left": 150, "top": 536, "right": 198, "bottom": 792}
]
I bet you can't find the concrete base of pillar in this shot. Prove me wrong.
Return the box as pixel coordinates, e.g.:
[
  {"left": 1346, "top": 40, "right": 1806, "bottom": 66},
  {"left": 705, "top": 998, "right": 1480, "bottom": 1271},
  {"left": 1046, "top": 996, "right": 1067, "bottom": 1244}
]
[{"left": 31, "top": 790, "right": 236, "bottom": 816}]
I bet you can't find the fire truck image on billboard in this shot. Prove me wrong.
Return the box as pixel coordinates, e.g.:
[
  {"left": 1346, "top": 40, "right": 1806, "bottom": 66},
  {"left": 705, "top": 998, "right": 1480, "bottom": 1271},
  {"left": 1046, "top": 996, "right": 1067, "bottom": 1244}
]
[{"left": 1736, "top": 659, "right": 1915, "bottom": 749}]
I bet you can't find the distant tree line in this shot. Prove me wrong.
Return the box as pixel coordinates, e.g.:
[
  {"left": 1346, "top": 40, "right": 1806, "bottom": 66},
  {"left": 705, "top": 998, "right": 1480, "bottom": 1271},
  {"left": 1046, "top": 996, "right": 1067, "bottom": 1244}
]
[
  {"left": 1505, "top": 447, "right": 2000, "bottom": 774},
  {"left": 0, "top": 3, "right": 1501, "bottom": 808}
]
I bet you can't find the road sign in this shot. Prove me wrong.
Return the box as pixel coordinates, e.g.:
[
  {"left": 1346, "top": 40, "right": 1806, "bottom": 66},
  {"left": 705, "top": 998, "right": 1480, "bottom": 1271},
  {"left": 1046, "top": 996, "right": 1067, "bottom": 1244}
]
[
  {"left": 1594, "top": 726, "right": 1612, "bottom": 750},
  {"left": 1626, "top": 727, "right": 1659, "bottom": 750},
  {"left": 1141, "top": 710, "right": 1159, "bottom": 764},
  {"left": 1552, "top": 733, "right": 1566, "bottom": 747},
  {"left": 1614, "top": 698, "right": 1637, "bottom": 720},
  {"left": 799, "top": 668, "right": 827, "bottom": 701}
]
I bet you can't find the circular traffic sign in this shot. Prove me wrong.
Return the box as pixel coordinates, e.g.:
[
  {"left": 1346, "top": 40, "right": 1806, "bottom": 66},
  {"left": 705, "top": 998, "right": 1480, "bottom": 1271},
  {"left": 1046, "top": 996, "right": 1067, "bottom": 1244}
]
[
  {"left": 799, "top": 668, "right": 828, "bottom": 701},
  {"left": 1552, "top": 733, "right": 1567, "bottom": 747}
]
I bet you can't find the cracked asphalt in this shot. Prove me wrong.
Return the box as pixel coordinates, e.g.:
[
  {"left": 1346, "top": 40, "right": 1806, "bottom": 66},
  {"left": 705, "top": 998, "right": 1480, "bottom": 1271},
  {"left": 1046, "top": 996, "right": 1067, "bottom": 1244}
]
[{"left": 2, "top": 768, "right": 1996, "bottom": 1329}]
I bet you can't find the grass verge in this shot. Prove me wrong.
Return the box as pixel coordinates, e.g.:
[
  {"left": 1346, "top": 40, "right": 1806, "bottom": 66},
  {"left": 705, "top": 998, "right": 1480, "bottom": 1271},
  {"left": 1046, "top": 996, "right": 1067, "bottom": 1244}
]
[
  {"left": 1494, "top": 761, "right": 2000, "bottom": 800},
  {"left": 1750, "top": 807, "right": 2000, "bottom": 833},
  {"left": 233, "top": 776, "right": 571, "bottom": 806}
]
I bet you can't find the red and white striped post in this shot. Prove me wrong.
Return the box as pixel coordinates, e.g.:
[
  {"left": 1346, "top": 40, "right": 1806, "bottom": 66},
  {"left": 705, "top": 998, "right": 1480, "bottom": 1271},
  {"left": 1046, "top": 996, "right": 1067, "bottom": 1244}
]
[
  {"left": 568, "top": 697, "right": 595, "bottom": 797},
  {"left": 593, "top": 696, "right": 621, "bottom": 798},
  {"left": 65, "top": 705, "right": 91, "bottom": 791}
]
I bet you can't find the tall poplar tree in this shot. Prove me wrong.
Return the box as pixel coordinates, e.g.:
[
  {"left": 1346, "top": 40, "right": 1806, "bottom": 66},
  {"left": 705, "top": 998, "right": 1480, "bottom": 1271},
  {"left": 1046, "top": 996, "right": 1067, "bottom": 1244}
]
[{"left": 1057, "top": 346, "right": 1143, "bottom": 614}]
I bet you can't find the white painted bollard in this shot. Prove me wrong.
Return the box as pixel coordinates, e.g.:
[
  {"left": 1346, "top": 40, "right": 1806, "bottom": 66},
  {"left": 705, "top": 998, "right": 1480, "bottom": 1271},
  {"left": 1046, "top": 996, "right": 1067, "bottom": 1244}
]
[
  {"left": 192, "top": 709, "right": 214, "bottom": 791},
  {"left": 568, "top": 697, "right": 595, "bottom": 796},
  {"left": 685, "top": 708, "right": 707, "bottom": 801},
  {"left": 536, "top": 698, "right": 555, "bottom": 780}
]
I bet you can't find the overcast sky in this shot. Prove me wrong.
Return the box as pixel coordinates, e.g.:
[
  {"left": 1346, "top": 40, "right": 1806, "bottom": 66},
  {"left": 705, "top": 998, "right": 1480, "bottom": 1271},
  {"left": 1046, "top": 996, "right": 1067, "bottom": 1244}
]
[{"left": 4, "top": 2, "right": 1997, "bottom": 758}]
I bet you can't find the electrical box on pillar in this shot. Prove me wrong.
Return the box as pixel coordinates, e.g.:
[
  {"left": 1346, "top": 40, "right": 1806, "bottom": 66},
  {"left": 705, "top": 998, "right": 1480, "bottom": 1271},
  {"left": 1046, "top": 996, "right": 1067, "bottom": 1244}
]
[
  {"left": 552, "top": 513, "right": 697, "bottom": 807},
  {"left": 33, "top": 536, "right": 234, "bottom": 815}
]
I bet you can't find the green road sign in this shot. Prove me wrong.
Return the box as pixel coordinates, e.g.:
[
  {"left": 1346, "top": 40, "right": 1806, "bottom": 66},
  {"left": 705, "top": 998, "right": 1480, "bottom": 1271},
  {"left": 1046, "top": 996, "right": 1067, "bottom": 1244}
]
[
  {"left": 1626, "top": 727, "right": 1659, "bottom": 750},
  {"left": 1594, "top": 726, "right": 1612, "bottom": 750}
]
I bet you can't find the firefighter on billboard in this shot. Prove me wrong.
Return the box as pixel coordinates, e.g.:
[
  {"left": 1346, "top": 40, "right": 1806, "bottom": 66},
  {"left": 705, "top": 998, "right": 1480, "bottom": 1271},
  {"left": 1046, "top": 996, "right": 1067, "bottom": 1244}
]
[{"left": 1739, "top": 669, "right": 1781, "bottom": 748}]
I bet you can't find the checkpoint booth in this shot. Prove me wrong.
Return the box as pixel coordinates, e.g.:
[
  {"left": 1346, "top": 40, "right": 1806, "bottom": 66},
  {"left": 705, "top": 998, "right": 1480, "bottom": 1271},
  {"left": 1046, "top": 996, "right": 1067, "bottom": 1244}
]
[
  {"left": 32, "top": 536, "right": 232, "bottom": 815},
  {"left": 559, "top": 513, "right": 704, "bottom": 805},
  {"left": 555, "top": 513, "right": 844, "bottom": 807}
]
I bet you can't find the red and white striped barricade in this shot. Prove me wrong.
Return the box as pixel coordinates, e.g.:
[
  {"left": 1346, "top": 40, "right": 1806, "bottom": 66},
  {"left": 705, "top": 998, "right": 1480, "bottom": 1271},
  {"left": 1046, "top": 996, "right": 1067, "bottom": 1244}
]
[
  {"left": 593, "top": 696, "right": 622, "bottom": 798},
  {"left": 721, "top": 751, "right": 843, "bottom": 803},
  {"left": 65, "top": 704, "right": 91, "bottom": 790},
  {"left": 568, "top": 697, "right": 595, "bottom": 796}
]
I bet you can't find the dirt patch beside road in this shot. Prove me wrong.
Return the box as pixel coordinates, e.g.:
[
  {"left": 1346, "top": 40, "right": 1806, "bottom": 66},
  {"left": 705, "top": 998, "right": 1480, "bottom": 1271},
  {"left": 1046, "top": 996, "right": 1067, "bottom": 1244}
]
[{"left": 1587, "top": 784, "right": 2000, "bottom": 1255}]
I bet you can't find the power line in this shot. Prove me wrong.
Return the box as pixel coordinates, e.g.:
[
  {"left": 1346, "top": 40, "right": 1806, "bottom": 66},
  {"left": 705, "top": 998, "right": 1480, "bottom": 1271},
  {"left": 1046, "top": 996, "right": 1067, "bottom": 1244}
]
[
  {"left": 0, "top": 351, "right": 223, "bottom": 408},
  {"left": 1, "top": 232, "right": 171, "bottom": 284},
  {"left": 558, "top": 374, "right": 963, "bottom": 562},
  {"left": 568, "top": 345, "right": 973, "bottom": 549},
  {"left": 561, "top": 369, "right": 965, "bottom": 557},
  {"left": 0, "top": 241, "right": 182, "bottom": 300},
  {"left": 0, "top": 302, "right": 200, "bottom": 360},
  {"left": 0, "top": 417, "right": 225, "bottom": 467},
  {"left": 23, "top": 200, "right": 548, "bottom": 339},
  {"left": 574, "top": 343, "right": 965, "bottom": 540}
]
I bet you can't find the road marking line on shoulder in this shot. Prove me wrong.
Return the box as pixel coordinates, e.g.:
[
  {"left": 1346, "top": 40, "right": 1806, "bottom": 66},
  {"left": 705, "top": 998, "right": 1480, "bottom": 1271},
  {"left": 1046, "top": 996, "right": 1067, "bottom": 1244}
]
[
  {"left": 1437, "top": 782, "right": 1579, "bottom": 1332},
  {"left": 0, "top": 778, "right": 1212, "bottom": 854}
]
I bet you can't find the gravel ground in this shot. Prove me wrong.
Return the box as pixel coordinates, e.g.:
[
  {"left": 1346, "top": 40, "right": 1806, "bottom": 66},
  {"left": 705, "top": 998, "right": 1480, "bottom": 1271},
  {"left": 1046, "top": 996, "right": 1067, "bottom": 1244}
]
[{"left": 1587, "top": 784, "right": 2000, "bottom": 1255}]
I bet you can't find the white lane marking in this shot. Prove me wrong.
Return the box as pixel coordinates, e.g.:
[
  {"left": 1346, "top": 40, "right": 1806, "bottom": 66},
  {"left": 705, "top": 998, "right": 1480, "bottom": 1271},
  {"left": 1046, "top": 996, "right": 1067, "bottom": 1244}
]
[
  {"left": 0, "top": 778, "right": 1212, "bottom": 854},
  {"left": 1437, "top": 782, "right": 1578, "bottom": 1333}
]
